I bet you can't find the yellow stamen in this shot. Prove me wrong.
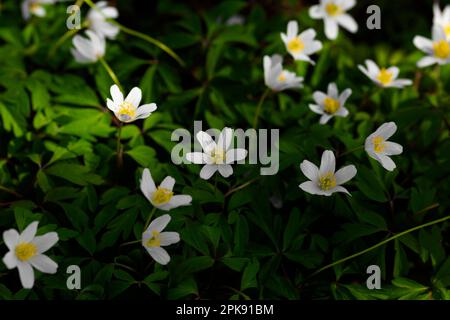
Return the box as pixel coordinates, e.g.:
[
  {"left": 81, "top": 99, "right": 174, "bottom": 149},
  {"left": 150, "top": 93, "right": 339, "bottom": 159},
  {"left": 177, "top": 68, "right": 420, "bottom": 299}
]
[
  {"left": 146, "top": 230, "right": 161, "bottom": 247},
  {"left": 323, "top": 97, "right": 340, "bottom": 114},
  {"left": 445, "top": 24, "right": 450, "bottom": 38},
  {"left": 30, "top": 3, "right": 41, "bottom": 13},
  {"left": 117, "top": 101, "right": 136, "bottom": 122},
  {"left": 376, "top": 68, "right": 394, "bottom": 86},
  {"left": 211, "top": 148, "right": 226, "bottom": 164},
  {"left": 372, "top": 136, "right": 386, "bottom": 153},
  {"left": 152, "top": 187, "right": 173, "bottom": 205},
  {"left": 318, "top": 172, "right": 336, "bottom": 191},
  {"left": 325, "top": 3, "right": 341, "bottom": 16},
  {"left": 433, "top": 40, "right": 450, "bottom": 59},
  {"left": 278, "top": 72, "right": 287, "bottom": 82},
  {"left": 15, "top": 242, "right": 37, "bottom": 261},
  {"left": 287, "top": 37, "right": 305, "bottom": 53}
]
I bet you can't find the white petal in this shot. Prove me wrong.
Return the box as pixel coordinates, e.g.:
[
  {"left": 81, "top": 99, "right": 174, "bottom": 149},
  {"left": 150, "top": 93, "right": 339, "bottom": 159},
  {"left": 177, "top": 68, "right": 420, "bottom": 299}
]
[
  {"left": 417, "top": 56, "right": 437, "bottom": 68},
  {"left": 3, "top": 251, "right": 18, "bottom": 269},
  {"left": 125, "top": 87, "right": 142, "bottom": 107},
  {"left": 218, "top": 127, "right": 233, "bottom": 151},
  {"left": 146, "top": 214, "right": 171, "bottom": 234},
  {"left": 413, "top": 36, "right": 433, "bottom": 52},
  {"left": 309, "top": 5, "right": 324, "bottom": 19},
  {"left": 299, "top": 181, "right": 322, "bottom": 195},
  {"left": 335, "top": 165, "right": 357, "bottom": 185},
  {"left": 324, "top": 18, "right": 339, "bottom": 40},
  {"left": 29, "top": 254, "right": 58, "bottom": 274},
  {"left": 384, "top": 142, "right": 403, "bottom": 156},
  {"left": 336, "top": 14, "right": 358, "bottom": 33},
  {"left": 320, "top": 150, "right": 336, "bottom": 174},
  {"left": 328, "top": 82, "right": 338, "bottom": 98},
  {"left": 287, "top": 20, "right": 298, "bottom": 38},
  {"left": 18, "top": 262, "right": 34, "bottom": 289},
  {"left": 341, "top": 0, "right": 356, "bottom": 10},
  {"left": 160, "top": 176, "right": 175, "bottom": 192},
  {"left": 225, "top": 148, "right": 247, "bottom": 163},
  {"left": 390, "top": 79, "right": 413, "bottom": 87},
  {"left": 3, "top": 229, "right": 19, "bottom": 251},
  {"left": 110, "top": 84, "right": 123, "bottom": 104},
  {"left": 147, "top": 247, "right": 170, "bottom": 265},
  {"left": 339, "top": 88, "right": 352, "bottom": 105},
  {"left": 218, "top": 164, "right": 233, "bottom": 178},
  {"left": 375, "top": 122, "right": 397, "bottom": 140},
  {"left": 160, "top": 195, "right": 192, "bottom": 211},
  {"left": 378, "top": 154, "right": 397, "bottom": 171},
  {"left": 159, "top": 232, "right": 180, "bottom": 246},
  {"left": 32, "top": 232, "right": 58, "bottom": 254},
  {"left": 330, "top": 186, "right": 351, "bottom": 196},
  {"left": 140, "top": 168, "right": 157, "bottom": 201},
  {"left": 135, "top": 103, "right": 157, "bottom": 119},
  {"left": 106, "top": 98, "right": 118, "bottom": 112},
  {"left": 196, "top": 131, "right": 216, "bottom": 154},
  {"left": 365, "top": 59, "right": 380, "bottom": 77},
  {"left": 320, "top": 114, "right": 333, "bottom": 124},
  {"left": 309, "top": 104, "right": 324, "bottom": 115},
  {"left": 335, "top": 106, "right": 349, "bottom": 117},
  {"left": 200, "top": 164, "right": 217, "bottom": 180},
  {"left": 387, "top": 66, "right": 399, "bottom": 79},
  {"left": 20, "top": 222, "right": 38, "bottom": 243},
  {"left": 300, "top": 160, "right": 319, "bottom": 182},
  {"left": 186, "top": 152, "right": 207, "bottom": 164},
  {"left": 313, "top": 91, "right": 327, "bottom": 105}
]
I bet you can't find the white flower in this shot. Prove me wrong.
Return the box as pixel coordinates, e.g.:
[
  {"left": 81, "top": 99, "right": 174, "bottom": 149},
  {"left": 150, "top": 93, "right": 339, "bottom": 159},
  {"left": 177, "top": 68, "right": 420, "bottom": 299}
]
[
  {"left": 86, "top": 1, "right": 120, "bottom": 40},
  {"left": 107, "top": 85, "right": 157, "bottom": 123},
  {"left": 186, "top": 128, "right": 248, "bottom": 180},
  {"left": 299, "top": 150, "right": 357, "bottom": 196},
  {"left": 358, "top": 60, "right": 413, "bottom": 88},
  {"left": 413, "top": 26, "right": 450, "bottom": 67},
  {"left": 365, "top": 122, "right": 403, "bottom": 171},
  {"left": 2, "top": 221, "right": 58, "bottom": 289},
  {"left": 309, "top": 0, "right": 358, "bottom": 40},
  {"left": 433, "top": 3, "right": 450, "bottom": 40},
  {"left": 263, "top": 55, "right": 303, "bottom": 91},
  {"left": 225, "top": 14, "right": 245, "bottom": 26},
  {"left": 142, "top": 214, "right": 180, "bottom": 265},
  {"left": 140, "top": 168, "right": 192, "bottom": 211},
  {"left": 21, "top": 0, "right": 55, "bottom": 20},
  {"left": 71, "top": 30, "right": 106, "bottom": 64},
  {"left": 309, "top": 82, "right": 351, "bottom": 124},
  {"left": 281, "top": 20, "right": 322, "bottom": 64}
]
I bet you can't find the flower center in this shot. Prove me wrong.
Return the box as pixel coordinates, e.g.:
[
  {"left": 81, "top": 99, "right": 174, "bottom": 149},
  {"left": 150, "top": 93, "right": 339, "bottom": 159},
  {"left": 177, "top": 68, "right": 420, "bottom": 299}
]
[
  {"left": 323, "top": 97, "right": 340, "bottom": 114},
  {"left": 152, "top": 187, "right": 174, "bottom": 205},
  {"left": 372, "top": 136, "right": 386, "bottom": 153},
  {"left": 325, "top": 3, "right": 341, "bottom": 16},
  {"left": 376, "top": 68, "right": 393, "bottom": 86},
  {"left": 287, "top": 37, "right": 305, "bottom": 53},
  {"left": 318, "top": 172, "right": 336, "bottom": 191},
  {"left": 445, "top": 24, "right": 450, "bottom": 38},
  {"left": 30, "top": 3, "right": 41, "bottom": 13},
  {"left": 211, "top": 148, "right": 226, "bottom": 164},
  {"left": 433, "top": 40, "right": 450, "bottom": 59},
  {"left": 15, "top": 242, "right": 37, "bottom": 261},
  {"left": 146, "top": 230, "right": 161, "bottom": 248},
  {"left": 117, "top": 101, "right": 136, "bottom": 122},
  {"left": 278, "top": 72, "right": 287, "bottom": 82}
]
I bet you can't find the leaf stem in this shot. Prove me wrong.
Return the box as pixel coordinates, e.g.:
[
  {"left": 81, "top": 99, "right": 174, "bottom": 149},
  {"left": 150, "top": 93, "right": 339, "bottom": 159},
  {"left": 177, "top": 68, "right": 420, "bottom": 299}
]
[
  {"left": 252, "top": 88, "right": 271, "bottom": 129},
  {"left": 337, "top": 145, "right": 364, "bottom": 158},
  {"left": 308, "top": 214, "right": 450, "bottom": 279},
  {"left": 99, "top": 57, "right": 123, "bottom": 91}
]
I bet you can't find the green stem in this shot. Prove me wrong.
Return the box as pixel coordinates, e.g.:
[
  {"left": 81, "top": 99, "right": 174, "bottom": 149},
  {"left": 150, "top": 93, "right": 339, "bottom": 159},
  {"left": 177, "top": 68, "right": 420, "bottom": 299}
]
[
  {"left": 308, "top": 214, "right": 450, "bottom": 279},
  {"left": 83, "top": 0, "right": 185, "bottom": 67},
  {"left": 338, "top": 145, "right": 364, "bottom": 158},
  {"left": 119, "top": 239, "right": 141, "bottom": 247},
  {"left": 252, "top": 88, "right": 271, "bottom": 129},
  {"left": 99, "top": 57, "right": 123, "bottom": 91},
  {"left": 144, "top": 207, "right": 157, "bottom": 231},
  {"left": 48, "top": 27, "right": 81, "bottom": 58},
  {"left": 116, "top": 123, "right": 123, "bottom": 168}
]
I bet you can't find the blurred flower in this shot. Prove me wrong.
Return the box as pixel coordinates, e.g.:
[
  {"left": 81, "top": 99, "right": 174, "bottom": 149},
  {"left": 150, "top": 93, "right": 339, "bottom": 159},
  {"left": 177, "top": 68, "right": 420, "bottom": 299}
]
[
  {"left": 186, "top": 128, "right": 248, "bottom": 180},
  {"left": 225, "top": 14, "right": 245, "bottom": 26},
  {"left": 309, "top": 0, "right": 358, "bottom": 40},
  {"left": 107, "top": 85, "right": 157, "bottom": 123},
  {"left": 281, "top": 20, "right": 322, "bottom": 64},
  {"left": 263, "top": 55, "right": 303, "bottom": 91},
  {"left": 2, "top": 221, "right": 58, "bottom": 289},
  {"left": 142, "top": 214, "right": 180, "bottom": 265},
  {"left": 433, "top": 3, "right": 450, "bottom": 40},
  {"left": 86, "top": 1, "right": 120, "bottom": 40},
  {"left": 299, "top": 150, "right": 356, "bottom": 196},
  {"left": 358, "top": 60, "right": 413, "bottom": 88},
  {"left": 21, "top": 0, "right": 55, "bottom": 20},
  {"left": 71, "top": 30, "right": 106, "bottom": 63},
  {"left": 365, "top": 122, "right": 403, "bottom": 171},
  {"left": 140, "top": 168, "right": 192, "bottom": 211},
  {"left": 309, "top": 82, "right": 351, "bottom": 124},
  {"left": 414, "top": 26, "right": 450, "bottom": 67}
]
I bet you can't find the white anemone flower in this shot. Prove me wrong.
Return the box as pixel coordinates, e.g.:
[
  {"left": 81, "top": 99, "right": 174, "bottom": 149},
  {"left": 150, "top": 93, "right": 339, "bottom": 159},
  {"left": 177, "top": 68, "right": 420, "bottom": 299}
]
[
  {"left": 86, "top": 1, "right": 120, "bottom": 40},
  {"left": 433, "top": 3, "right": 450, "bottom": 40},
  {"left": 263, "top": 55, "right": 304, "bottom": 91},
  {"left": 365, "top": 122, "right": 403, "bottom": 171},
  {"left": 140, "top": 168, "right": 192, "bottom": 211},
  {"left": 309, "top": 0, "right": 358, "bottom": 40},
  {"left": 299, "top": 150, "right": 357, "bottom": 196},
  {"left": 107, "top": 85, "right": 157, "bottom": 123},
  {"left": 2, "top": 221, "right": 58, "bottom": 289},
  {"left": 281, "top": 20, "right": 322, "bottom": 64},
  {"left": 358, "top": 60, "right": 413, "bottom": 88},
  {"left": 413, "top": 26, "right": 450, "bottom": 67},
  {"left": 21, "top": 0, "right": 55, "bottom": 20},
  {"left": 186, "top": 128, "right": 248, "bottom": 180},
  {"left": 71, "top": 30, "right": 106, "bottom": 64},
  {"left": 309, "top": 82, "right": 351, "bottom": 124},
  {"left": 142, "top": 214, "right": 180, "bottom": 265}
]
